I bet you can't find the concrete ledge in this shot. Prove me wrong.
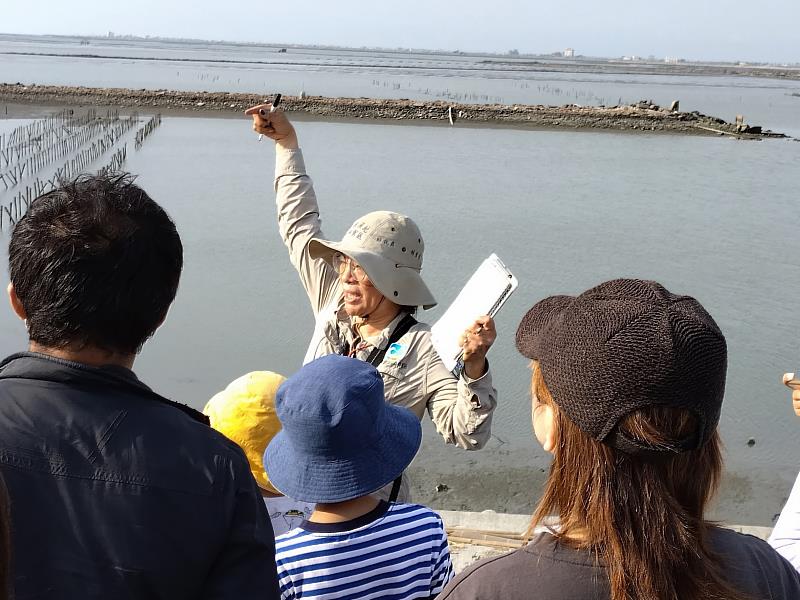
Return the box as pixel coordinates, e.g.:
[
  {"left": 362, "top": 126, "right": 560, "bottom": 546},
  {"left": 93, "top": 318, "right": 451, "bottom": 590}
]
[{"left": 440, "top": 510, "right": 531, "bottom": 534}]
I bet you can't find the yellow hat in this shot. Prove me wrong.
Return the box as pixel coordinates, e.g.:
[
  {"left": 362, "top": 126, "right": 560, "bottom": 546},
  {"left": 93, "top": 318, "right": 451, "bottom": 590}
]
[{"left": 203, "top": 371, "right": 286, "bottom": 495}]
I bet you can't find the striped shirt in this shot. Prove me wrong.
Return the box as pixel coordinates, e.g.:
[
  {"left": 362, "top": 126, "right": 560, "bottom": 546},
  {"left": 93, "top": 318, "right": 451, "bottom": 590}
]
[{"left": 275, "top": 501, "right": 454, "bottom": 599}]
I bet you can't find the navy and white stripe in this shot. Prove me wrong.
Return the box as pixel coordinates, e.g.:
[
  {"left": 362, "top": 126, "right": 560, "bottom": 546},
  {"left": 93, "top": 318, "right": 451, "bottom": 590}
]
[{"left": 275, "top": 502, "right": 454, "bottom": 599}]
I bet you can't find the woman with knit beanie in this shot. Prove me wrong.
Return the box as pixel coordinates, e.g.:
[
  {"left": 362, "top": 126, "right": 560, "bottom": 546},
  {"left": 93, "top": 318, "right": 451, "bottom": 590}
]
[{"left": 440, "top": 279, "right": 800, "bottom": 600}]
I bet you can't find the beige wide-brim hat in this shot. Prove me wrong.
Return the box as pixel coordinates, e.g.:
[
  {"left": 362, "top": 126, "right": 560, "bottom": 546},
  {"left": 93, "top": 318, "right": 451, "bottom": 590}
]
[{"left": 309, "top": 211, "right": 437, "bottom": 309}]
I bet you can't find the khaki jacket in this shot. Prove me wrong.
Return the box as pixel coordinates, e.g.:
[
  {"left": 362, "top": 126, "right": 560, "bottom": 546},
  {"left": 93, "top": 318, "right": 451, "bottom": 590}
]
[{"left": 274, "top": 147, "right": 497, "bottom": 450}]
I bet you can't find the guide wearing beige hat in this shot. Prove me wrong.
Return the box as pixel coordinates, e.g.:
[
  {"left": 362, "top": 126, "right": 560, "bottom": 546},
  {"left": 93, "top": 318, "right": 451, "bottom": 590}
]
[
  {"left": 308, "top": 211, "right": 437, "bottom": 310},
  {"left": 248, "top": 105, "right": 498, "bottom": 473}
]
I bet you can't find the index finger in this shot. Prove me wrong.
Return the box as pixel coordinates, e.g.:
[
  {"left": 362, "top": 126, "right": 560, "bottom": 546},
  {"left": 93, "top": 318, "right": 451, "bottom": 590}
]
[
  {"left": 244, "top": 103, "right": 271, "bottom": 115},
  {"left": 474, "top": 315, "right": 494, "bottom": 328}
]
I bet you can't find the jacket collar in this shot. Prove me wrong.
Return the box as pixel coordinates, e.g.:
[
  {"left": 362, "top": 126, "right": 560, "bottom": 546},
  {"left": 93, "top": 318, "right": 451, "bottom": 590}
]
[
  {"left": 0, "top": 352, "right": 209, "bottom": 425},
  {"left": 334, "top": 308, "right": 407, "bottom": 352}
]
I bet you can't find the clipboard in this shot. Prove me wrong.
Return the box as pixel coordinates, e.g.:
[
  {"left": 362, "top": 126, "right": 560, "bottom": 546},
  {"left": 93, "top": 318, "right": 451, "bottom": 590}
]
[{"left": 431, "top": 254, "right": 518, "bottom": 372}]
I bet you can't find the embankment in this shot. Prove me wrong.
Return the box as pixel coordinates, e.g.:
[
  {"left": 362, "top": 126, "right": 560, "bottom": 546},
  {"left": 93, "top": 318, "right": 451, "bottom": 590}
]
[{"left": 0, "top": 83, "right": 787, "bottom": 138}]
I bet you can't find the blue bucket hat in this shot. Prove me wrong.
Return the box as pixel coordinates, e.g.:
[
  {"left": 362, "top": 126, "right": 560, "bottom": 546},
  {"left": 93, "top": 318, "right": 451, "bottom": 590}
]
[{"left": 263, "top": 354, "right": 422, "bottom": 504}]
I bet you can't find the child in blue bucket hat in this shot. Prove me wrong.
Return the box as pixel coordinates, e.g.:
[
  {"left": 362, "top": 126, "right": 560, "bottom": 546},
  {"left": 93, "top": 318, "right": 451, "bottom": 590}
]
[{"left": 265, "top": 354, "right": 454, "bottom": 599}]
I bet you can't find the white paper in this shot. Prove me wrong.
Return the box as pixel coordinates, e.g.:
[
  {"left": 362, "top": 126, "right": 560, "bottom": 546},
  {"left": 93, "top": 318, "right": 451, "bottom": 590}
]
[{"left": 431, "top": 254, "right": 518, "bottom": 371}]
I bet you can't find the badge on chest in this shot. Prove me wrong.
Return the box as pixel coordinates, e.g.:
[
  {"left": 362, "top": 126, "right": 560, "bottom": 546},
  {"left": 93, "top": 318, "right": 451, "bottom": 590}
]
[{"left": 385, "top": 342, "right": 409, "bottom": 363}]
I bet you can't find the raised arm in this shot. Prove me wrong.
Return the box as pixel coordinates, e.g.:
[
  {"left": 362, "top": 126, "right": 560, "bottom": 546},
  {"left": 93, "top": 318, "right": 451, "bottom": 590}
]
[{"left": 246, "top": 105, "right": 339, "bottom": 316}]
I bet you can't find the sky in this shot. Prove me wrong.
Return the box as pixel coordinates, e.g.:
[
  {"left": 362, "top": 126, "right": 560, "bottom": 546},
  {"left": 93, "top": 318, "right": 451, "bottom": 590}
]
[{"left": 1, "top": 0, "right": 798, "bottom": 64}]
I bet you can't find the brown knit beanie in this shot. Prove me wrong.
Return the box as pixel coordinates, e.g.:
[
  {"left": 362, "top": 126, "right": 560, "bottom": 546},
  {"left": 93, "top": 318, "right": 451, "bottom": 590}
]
[{"left": 515, "top": 279, "right": 727, "bottom": 456}]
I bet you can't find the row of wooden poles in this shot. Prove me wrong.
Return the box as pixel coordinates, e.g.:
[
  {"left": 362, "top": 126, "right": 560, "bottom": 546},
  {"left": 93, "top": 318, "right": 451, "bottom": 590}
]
[
  {"left": 0, "top": 109, "right": 103, "bottom": 162},
  {"left": 0, "top": 109, "right": 163, "bottom": 231},
  {"left": 135, "top": 115, "right": 162, "bottom": 150},
  {"left": 0, "top": 113, "right": 138, "bottom": 191}
]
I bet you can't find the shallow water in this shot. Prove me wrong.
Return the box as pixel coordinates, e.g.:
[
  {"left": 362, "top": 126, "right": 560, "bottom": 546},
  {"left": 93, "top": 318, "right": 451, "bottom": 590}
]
[{"left": 2, "top": 34, "right": 800, "bottom": 136}]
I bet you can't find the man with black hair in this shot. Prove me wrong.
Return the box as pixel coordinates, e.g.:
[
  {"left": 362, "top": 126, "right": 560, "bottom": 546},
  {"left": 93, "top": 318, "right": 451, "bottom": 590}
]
[{"left": 0, "top": 174, "right": 280, "bottom": 599}]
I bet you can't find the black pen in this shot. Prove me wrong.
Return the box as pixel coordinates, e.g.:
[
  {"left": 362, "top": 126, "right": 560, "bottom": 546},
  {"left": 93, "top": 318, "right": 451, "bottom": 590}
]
[{"left": 257, "top": 94, "right": 282, "bottom": 142}]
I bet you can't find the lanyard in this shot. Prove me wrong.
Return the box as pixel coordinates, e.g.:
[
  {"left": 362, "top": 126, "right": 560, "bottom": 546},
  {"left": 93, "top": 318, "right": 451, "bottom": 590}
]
[
  {"left": 364, "top": 313, "right": 417, "bottom": 367},
  {"left": 340, "top": 313, "right": 417, "bottom": 367}
]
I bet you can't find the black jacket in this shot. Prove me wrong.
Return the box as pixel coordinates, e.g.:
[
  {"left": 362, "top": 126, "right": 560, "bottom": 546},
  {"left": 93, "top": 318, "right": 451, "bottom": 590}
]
[{"left": 0, "top": 352, "right": 280, "bottom": 599}]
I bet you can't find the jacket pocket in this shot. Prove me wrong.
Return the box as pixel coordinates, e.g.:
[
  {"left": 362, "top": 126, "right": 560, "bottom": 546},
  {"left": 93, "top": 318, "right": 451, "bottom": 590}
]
[{"left": 376, "top": 363, "right": 406, "bottom": 398}]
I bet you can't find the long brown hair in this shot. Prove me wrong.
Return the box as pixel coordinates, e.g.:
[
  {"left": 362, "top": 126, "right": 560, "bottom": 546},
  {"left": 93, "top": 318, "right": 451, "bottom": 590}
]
[{"left": 530, "top": 361, "right": 747, "bottom": 600}]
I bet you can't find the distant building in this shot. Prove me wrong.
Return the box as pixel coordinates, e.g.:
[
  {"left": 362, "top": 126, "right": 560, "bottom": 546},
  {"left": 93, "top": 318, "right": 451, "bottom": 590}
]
[
  {"left": 564, "top": 48, "right": 575, "bottom": 58},
  {"left": 664, "top": 56, "right": 680, "bottom": 64},
  {"left": 108, "top": 31, "right": 115, "bottom": 38}
]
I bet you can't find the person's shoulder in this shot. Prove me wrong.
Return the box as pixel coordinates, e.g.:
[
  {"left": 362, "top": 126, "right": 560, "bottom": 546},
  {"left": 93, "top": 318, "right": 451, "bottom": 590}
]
[
  {"left": 376, "top": 503, "right": 447, "bottom": 539},
  {"left": 409, "top": 320, "right": 432, "bottom": 334},
  {"left": 135, "top": 402, "right": 258, "bottom": 492},
  {"left": 712, "top": 525, "right": 784, "bottom": 558},
  {"left": 388, "top": 316, "right": 427, "bottom": 338},
  {"left": 118, "top": 391, "right": 254, "bottom": 483},
  {"left": 200, "top": 424, "right": 252, "bottom": 459},
  {"left": 406, "top": 321, "right": 433, "bottom": 345},
  {"left": 275, "top": 526, "right": 309, "bottom": 548},
  {"left": 710, "top": 526, "right": 800, "bottom": 592},
  {"left": 438, "top": 548, "right": 528, "bottom": 599},
  {"left": 275, "top": 526, "right": 317, "bottom": 564},
  {"left": 440, "top": 533, "right": 605, "bottom": 599},
  {"left": 402, "top": 322, "right": 434, "bottom": 356},
  {"left": 388, "top": 502, "right": 444, "bottom": 522},
  {"left": 136, "top": 395, "right": 240, "bottom": 454}
]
